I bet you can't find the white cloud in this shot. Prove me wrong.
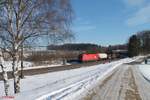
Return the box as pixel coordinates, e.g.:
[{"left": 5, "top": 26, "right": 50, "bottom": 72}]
[
  {"left": 123, "top": 0, "right": 146, "bottom": 7},
  {"left": 126, "top": 4, "right": 150, "bottom": 26}
]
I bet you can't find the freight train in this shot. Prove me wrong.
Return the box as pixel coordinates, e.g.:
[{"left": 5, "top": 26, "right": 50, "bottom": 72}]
[{"left": 79, "top": 53, "right": 108, "bottom": 62}]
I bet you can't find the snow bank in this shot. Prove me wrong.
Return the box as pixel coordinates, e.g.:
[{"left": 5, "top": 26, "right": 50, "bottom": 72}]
[
  {"left": 138, "top": 61, "right": 150, "bottom": 81},
  {"left": 36, "top": 62, "right": 122, "bottom": 100},
  {"left": 35, "top": 58, "right": 135, "bottom": 100}
]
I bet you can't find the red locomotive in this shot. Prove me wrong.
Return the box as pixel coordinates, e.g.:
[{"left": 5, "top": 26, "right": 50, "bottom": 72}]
[{"left": 79, "top": 53, "right": 108, "bottom": 62}]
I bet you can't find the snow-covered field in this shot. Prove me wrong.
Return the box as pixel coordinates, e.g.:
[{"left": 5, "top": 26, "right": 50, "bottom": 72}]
[
  {"left": 0, "top": 61, "right": 33, "bottom": 72},
  {"left": 0, "top": 58, "right": 137, "bottom": 100},
  {"left": 0, "top": 61, "right": 70, "bottom": 72}
]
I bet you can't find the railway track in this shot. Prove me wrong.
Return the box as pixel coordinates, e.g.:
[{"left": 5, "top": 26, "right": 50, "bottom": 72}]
[{"left": 0, "top": 60, "right": 113, "bottom": 80}]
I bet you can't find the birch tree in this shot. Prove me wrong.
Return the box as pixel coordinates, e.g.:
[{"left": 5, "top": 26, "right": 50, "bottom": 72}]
[
  {"left": 0, "top": 0, "right": 73, "bottom": 93},
  {"left": 0, "top": 51, "right": 9, "bottom": 96}
]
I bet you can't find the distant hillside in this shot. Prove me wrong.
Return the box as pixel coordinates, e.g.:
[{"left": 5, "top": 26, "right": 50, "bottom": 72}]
[
  {"left": 47, "top": 43, "right": 107, "bottom": 53},
  {"left": 47, "top": 43, "right": 127, "bottom": 53}
]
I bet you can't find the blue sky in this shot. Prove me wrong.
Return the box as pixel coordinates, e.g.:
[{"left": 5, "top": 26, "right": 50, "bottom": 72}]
[{"left": 71, "top": 0, "right": 150, "bottom": 46}]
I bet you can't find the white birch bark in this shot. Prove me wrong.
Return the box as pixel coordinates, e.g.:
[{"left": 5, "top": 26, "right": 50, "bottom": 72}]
[
  {"left": 0, "top": 51, "right": 9, "bottom": 96},
  {"left": 12, "top": 51, "right": 20, "bottom": 93}
]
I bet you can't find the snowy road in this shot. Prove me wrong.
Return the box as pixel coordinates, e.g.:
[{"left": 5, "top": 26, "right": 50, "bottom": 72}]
[{"left": 70, "top": 64, "right": 150, "bottom": 100}]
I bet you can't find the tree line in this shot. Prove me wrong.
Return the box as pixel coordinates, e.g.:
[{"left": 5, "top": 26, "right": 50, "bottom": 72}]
[
  {"left": 47, "top": 43, "right": 128, "bottom": 54},
  {"left": 47, "top": 43, "right": 107, "bottom": 53},
  {"left": 128, "top": 30, "right": 150, "bottom": 57}
]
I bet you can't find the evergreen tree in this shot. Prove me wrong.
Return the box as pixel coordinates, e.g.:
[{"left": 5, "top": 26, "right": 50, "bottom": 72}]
[
  {"left": 128, "top": 35, "right": 141, "bottom": 57},
  {"left": 137, "top": 30, "right": 150, "bottom": 54}
]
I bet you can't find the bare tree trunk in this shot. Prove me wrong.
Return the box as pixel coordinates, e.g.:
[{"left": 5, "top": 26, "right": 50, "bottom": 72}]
[
  {"left": 1, "top": 65, "right": 9, "bottom": 96},
  {"left": 0, "top": 52, "right": 9, "bottom": 96},
  {"left": 12, "top": 52, "right": 20, "bottom": 93},
  {"left": 20, "top": 44, "right": 24, "bottom": 79}
]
